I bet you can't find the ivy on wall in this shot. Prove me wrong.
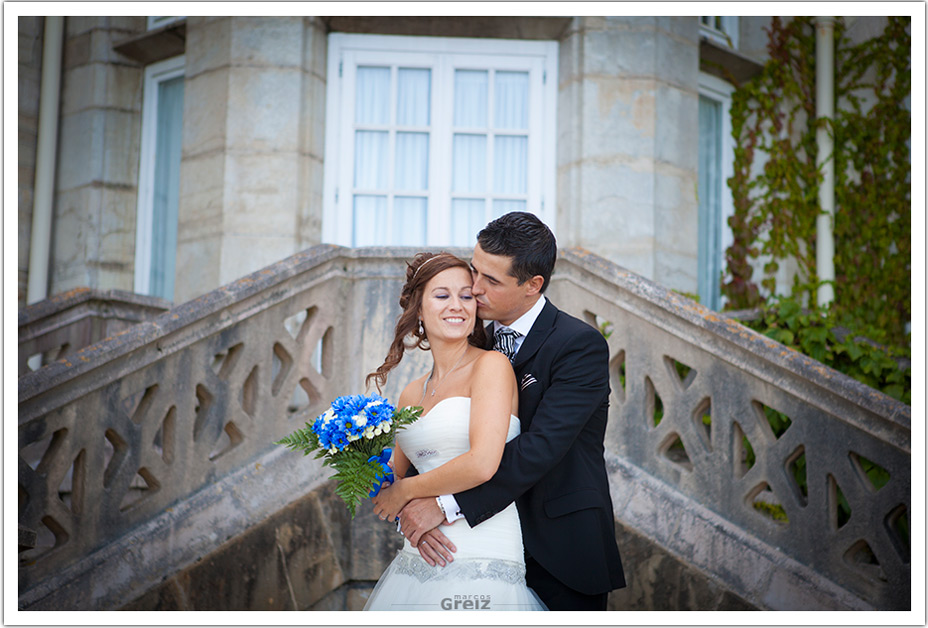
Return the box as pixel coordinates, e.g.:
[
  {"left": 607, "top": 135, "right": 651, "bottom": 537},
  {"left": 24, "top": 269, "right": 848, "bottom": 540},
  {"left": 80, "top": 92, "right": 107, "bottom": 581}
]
[
  {"left": 721, "top": 16, "right": 911, "bottom": 350},
  {"left": 832, "top": 17, "right": 911, "bottom": 347},
  {"left": 724, "top": 17, "right": 820, "bottom": 310}
]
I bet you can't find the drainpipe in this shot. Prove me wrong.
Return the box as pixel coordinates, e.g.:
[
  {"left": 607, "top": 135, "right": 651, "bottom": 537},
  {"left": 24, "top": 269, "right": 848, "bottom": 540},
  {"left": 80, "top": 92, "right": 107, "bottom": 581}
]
[
  {"left": 815, "top": 16, "right": 836, "bottom": 308},
  {"left": 27, "top": 16, "right": 64, "bottom": 305}
]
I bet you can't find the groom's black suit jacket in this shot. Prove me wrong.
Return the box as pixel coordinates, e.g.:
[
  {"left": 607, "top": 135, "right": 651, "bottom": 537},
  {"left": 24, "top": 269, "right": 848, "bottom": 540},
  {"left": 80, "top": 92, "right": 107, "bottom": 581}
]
[{"left": 455, "top": 299, "right": 625, "bottom": 596}]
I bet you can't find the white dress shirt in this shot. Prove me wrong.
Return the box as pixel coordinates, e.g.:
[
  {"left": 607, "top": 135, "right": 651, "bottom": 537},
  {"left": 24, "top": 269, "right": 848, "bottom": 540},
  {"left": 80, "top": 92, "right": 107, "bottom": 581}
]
[{"left": 437, "top": 296, "right": 547, "bottom": 523}]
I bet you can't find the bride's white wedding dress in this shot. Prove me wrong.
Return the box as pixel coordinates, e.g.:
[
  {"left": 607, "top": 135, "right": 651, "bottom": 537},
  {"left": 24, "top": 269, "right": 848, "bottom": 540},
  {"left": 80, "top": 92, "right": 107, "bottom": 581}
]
[{"left": 363, "top": 397, "right": 546, "bottom": 611}]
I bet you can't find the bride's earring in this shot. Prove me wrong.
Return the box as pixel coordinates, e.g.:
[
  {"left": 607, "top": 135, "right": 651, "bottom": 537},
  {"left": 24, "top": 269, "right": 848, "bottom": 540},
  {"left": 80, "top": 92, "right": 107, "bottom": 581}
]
[{"left": 418, "top": 319, "right": 424, "bottom": 335}]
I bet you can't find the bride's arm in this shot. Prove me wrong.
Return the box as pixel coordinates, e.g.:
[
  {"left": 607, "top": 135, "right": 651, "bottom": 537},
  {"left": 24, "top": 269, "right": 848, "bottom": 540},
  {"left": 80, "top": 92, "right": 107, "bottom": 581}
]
[
  {"left": 392, "top": 444, "right": 412, "bottom": 480},
  {"left": 372, "top": 351, "right": 516, "bottom": 520},
  {"left": 388, "top": 382, "right": 420, "bottom": 480}
]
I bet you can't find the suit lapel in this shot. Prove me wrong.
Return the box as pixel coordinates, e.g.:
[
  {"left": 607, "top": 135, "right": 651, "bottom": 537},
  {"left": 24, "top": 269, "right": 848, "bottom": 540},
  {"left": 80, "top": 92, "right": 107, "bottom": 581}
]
[{"left": 512, "top": 299, "right": 557, "bottom": 369}]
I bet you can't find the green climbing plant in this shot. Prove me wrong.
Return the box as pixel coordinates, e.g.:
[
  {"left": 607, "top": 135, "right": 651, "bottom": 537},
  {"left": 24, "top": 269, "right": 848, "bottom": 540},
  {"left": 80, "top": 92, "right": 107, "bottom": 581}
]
[
  {"left": 742, "top": 295, "right": 911, "bottom": 404},
  {"left": 722, "top": 16, "right": 911, "bottom": 351}
]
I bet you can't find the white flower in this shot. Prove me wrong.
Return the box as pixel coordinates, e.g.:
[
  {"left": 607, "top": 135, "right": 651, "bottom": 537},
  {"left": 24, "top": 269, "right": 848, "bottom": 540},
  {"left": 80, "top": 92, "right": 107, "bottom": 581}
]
[
  {"left": 381, "top": 422, "right": 391, "bottom": 433},
  {"left": 355, "top": 415, "right": 367, "bottom": 427},
  {"left": 322, "top": 408, "right": 336, "bottom": 424},
  {"left": 374, "top": 427, "right": 383, "bottom": 436},
  {"left": 328, "top": 446, "right": 338, "bottom": 454}
]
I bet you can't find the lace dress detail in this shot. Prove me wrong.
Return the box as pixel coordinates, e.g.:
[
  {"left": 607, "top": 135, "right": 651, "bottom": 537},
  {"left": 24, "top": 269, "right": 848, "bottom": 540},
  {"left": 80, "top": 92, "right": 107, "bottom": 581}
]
[
  {"left": 391, "top": 550, "right": 526, "bottom": 585},
  {"left": 363, "top": 397, "right": 546, "bottom": 611}
]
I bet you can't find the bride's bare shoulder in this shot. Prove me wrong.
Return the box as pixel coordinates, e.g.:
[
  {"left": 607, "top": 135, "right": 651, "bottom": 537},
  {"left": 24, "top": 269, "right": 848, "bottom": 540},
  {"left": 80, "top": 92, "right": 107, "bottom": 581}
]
[{"left": 472, "top": 348, "right": 513, "bottom": 376}]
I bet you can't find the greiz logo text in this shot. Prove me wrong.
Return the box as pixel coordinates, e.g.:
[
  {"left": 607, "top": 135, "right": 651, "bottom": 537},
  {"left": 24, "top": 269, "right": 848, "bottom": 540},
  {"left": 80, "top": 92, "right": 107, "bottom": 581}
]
[{"left": 440, "top": 594, "right": 491, "bottom": 610}]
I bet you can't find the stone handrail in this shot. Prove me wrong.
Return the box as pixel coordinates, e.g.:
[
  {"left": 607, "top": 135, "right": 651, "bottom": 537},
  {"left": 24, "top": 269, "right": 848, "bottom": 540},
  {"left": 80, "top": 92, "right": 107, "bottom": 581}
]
[
  {"left": 18, "top": 246, "right": 910, "bottom": 610},
  {"left": 18, "top": 288, "right": 171, "bottom": 376}
]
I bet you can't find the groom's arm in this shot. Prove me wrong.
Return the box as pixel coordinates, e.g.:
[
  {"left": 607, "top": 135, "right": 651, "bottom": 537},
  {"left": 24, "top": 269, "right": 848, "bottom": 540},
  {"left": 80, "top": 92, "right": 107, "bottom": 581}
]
[
  {"left": 400, "top": 324, "right": 609, "bottom": 548},
  {"left": 455, "top": 325, "right": 610, "bottom": 526}
]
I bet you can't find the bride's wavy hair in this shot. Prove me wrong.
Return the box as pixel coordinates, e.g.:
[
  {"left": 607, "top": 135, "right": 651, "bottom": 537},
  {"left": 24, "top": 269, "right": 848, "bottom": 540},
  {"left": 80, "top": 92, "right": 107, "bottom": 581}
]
[{"left": 366, "top": 252, "right": 487, "bottom": 393}]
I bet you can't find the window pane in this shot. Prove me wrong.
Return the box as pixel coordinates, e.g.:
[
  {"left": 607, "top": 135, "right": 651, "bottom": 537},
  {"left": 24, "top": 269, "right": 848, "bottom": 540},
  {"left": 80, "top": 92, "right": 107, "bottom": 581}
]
[
  {"left": 492, "top": 199, "right": 526, "bottom": 219},
  {"left": 395, "top": 132, "right": 429, "bottom": 191},
  {"left": 150, "top": 74, "right": 184, "bottom": 301},
  {"left": 697, "top": 95, "right": 722, "bottom": 311},
  {"left": 452, "top": 134, "right": 487, "bottom": 194},
  {"left": 353, "top": 195, "right": 387, "bottom": 246},
  {"left": 493, "top": 135, "right": 527, "bottom": 195},
  {"left": 397, "top": 68, "right": 430, "bottom": 126},
  {"left": 394, "top": 197, "right": 427, "bottom": 245},
  {"left": 451, "top": 199, "right": 485, "bottom": 246},
  {"left": 354, "top": 131, "right": 389, "bottom": 189},
  {"left": 495, "top": 71, "right": 529, "bottom": 130},
  {"left": 454, "top": 70, "right": 488, "bottom": 127},
  {"left": 356, "top": 67, "right": 390, "bottom": 125}
]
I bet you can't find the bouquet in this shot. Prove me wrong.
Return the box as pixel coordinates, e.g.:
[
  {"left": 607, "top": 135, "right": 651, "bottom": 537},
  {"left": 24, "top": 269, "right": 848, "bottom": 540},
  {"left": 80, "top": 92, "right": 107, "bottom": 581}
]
[{"left": 275, "top": 394, "right": 422, "bottom": 517}]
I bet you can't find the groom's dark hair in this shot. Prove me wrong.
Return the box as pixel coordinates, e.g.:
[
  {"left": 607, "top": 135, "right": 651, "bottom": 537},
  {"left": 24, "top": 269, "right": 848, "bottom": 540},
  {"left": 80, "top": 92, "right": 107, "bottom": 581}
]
[{"left": 477, "top": 211, "right": 557, "bottom": 293}]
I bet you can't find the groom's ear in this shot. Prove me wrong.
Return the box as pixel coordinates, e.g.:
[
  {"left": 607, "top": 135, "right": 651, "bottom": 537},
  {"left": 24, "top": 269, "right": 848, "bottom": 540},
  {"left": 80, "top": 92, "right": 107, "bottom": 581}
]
[{"left": 523, "top": 275, "right": 544, "bottom": 296}]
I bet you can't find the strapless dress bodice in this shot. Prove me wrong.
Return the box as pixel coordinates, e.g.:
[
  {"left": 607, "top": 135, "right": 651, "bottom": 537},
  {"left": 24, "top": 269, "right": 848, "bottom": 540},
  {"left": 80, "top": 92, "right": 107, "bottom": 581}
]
[{"left": 395, "top": 396, "right": 522, "bottom": 562}]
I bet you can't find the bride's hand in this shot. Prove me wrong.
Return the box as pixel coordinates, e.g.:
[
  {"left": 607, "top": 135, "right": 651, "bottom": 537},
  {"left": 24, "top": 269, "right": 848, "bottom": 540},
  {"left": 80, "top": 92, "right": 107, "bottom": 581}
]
[{"left": 371, "top": 478, "right": 410, "bottom": 522}]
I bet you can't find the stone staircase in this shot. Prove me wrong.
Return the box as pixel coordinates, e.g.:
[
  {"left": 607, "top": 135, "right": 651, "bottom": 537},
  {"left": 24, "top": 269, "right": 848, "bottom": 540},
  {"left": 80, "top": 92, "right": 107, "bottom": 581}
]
[{"left": 17, "top": 246, "right": 911, "bottom": 611}]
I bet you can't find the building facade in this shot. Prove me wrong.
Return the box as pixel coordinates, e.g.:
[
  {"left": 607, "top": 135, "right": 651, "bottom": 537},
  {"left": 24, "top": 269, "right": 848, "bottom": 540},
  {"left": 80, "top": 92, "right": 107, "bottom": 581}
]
[{"left": 17, "top": 15, "right": 892, "bottom": 310}]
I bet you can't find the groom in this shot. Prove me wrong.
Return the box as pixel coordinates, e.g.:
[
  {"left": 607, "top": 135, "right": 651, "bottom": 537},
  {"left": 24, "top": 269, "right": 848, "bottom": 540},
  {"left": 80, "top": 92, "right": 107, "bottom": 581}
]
[{"left": 398, "top": 212, "right": 625, "bottom": 610}]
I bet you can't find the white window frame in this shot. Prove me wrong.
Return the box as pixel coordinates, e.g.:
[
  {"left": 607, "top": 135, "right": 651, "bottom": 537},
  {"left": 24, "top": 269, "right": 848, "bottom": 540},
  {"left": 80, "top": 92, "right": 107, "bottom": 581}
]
[
  {"left": 323, "top": 33, "right": 558, "bottom": 247},
  {"left": 698, "top": 72, "right": 736, "bottom": 310},
  {"left": 700, "top": 16, "right": 739, "bottom": 49},
  {"left": 134, "top": 54, "right": 185, "bottom": 298}
]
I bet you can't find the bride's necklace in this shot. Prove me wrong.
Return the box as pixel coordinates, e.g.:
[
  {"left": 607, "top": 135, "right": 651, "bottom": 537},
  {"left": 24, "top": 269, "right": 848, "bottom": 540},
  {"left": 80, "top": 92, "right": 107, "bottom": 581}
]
[{"left": 426, "top": 350, "right": 468, "bottom": 398}]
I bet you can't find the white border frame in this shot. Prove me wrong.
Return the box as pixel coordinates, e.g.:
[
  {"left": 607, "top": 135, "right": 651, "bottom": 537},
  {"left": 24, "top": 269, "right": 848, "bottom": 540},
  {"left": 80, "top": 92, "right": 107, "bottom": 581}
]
[
  {"left": 133, "top": 54, "right": 185, "bottom": 297},
  {"left": 323, "top": 33, "right": 558, "bottom": 246}
]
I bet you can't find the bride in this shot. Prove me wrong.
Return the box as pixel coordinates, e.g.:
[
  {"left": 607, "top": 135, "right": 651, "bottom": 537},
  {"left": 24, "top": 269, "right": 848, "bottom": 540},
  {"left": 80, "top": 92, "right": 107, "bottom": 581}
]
[{"left": 362, "top": 252, "right": 546, "bottom": 611}]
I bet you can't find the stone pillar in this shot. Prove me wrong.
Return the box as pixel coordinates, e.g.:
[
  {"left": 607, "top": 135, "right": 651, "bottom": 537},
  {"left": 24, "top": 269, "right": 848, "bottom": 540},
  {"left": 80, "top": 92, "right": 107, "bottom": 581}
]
[
  {"left": 19, "top": 17, "right": 44, "bottom": 307},
  {"left": 557, "top": 17, "right": 700, "bottom": 292},
  {"left": 50, "top": 17, "right": 146, "bottom": 296},
  {"left": 176, "top": 17, "right": 328, "bottom": 303}
]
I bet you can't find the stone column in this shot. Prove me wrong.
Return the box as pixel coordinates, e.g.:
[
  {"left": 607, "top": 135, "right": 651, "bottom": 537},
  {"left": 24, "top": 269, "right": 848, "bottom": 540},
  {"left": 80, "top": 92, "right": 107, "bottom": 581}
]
[
  {"left": 50, "top": 17, "right": 146, "bottom": 296},
  {"left": 176, "top": 17, "right": 328, "bottom": 303},
  {"left": 557, "top": 17, "right": 700, "bottom": 292}
]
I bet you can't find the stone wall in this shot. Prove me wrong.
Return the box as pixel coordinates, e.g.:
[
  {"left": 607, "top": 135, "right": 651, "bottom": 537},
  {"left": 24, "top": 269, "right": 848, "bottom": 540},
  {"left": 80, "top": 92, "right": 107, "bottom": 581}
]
[
  {"left": 557, "top": 17, "right": 701, "bottom": 294},
  {"left": 119, "top": 480, "right": 757, "bottom": 611},
  {"left": 175, "top": 17, "right": 328, "bottom": 303},
  {"left": 50, "top": 17, "right": 147, "bottom": 296}
]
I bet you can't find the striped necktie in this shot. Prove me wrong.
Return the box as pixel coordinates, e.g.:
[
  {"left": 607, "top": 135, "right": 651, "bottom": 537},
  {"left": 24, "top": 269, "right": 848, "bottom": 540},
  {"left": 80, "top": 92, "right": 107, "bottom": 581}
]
[{"left": 493, "top": 327, "right": 521, "bottom": 362}]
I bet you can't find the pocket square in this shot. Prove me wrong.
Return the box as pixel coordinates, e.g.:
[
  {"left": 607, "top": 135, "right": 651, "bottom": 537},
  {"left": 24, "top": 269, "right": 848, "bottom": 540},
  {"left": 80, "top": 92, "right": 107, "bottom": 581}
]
[{"left": 520, "top": 373, "right": 537, "bottom": 391}]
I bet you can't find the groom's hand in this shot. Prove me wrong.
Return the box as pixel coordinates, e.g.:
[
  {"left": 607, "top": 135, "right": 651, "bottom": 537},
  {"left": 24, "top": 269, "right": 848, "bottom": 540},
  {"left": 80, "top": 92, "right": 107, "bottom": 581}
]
[{"left": 398, "top": 497, "right": 446, "bottom": 547}]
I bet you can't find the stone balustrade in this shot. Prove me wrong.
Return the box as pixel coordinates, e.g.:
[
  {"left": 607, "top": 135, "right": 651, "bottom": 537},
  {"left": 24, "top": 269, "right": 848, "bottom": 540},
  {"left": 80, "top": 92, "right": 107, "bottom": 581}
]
[
  {"left": 550, "top": 249, "right": 910, "bottom": 610},
  {"left": 18, "top": 288, "right": 171, "bottom": 376},
  {"left": 18, "top": 246, "right": 910, "bottom": 610}
]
